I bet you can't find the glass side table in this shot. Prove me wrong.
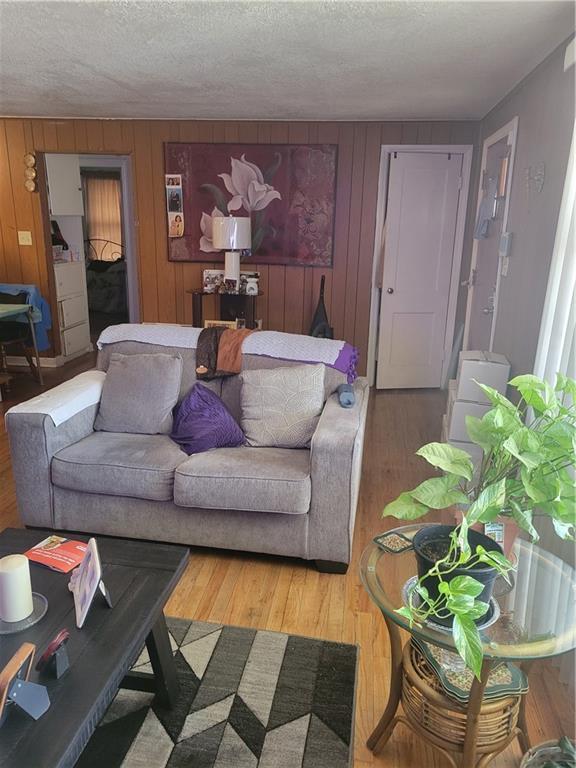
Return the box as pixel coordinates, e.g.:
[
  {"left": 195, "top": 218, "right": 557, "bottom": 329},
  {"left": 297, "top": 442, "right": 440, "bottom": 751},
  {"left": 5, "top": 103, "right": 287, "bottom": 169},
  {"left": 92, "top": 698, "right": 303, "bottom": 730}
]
[{"left": 360, "top": 523, "right": 576, "bottom": 768}]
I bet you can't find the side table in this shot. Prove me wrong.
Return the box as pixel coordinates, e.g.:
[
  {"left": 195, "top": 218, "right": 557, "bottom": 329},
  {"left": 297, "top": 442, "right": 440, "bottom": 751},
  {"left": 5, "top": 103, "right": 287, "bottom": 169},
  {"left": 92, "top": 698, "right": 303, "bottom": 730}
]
[
  {"left": 360, "top": 524, "right": 576, "bottom": 768},
  {"left": 187, "top": 290, "right": 263, "bottom": 329}
]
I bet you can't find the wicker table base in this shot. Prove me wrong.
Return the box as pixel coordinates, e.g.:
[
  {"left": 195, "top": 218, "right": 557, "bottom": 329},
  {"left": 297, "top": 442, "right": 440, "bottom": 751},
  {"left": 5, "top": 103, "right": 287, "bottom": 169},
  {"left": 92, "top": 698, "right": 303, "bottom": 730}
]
[{"left": 367, "top": 613, "right": 529, "bottom": 768}]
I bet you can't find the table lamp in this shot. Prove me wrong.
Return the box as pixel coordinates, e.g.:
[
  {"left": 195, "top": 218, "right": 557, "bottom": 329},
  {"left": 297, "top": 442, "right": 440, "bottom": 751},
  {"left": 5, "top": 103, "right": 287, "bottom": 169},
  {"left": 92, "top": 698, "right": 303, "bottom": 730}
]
[{"left": 212, "top": 216, "right": 251, "bottom": 290}]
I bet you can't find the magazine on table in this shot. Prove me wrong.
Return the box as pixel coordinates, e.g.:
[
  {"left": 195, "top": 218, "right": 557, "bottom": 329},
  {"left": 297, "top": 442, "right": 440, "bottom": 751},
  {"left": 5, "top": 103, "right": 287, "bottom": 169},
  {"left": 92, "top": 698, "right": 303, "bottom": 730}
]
[{"left": 25, "top": 535, "right": 88, "bottom": 573}]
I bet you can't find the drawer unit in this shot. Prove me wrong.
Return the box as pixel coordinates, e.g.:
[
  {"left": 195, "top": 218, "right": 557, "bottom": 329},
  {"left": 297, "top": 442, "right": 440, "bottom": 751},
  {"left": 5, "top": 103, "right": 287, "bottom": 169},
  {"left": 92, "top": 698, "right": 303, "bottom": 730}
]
[
  {"left": 62, "top": 322, "right": 91, "bottom": 357},
  {"left": 54, "top": 261, "right": 86, "bottom": 300},
  {"left": 58, "top": 295, "right": 88, "bottom": 330}
]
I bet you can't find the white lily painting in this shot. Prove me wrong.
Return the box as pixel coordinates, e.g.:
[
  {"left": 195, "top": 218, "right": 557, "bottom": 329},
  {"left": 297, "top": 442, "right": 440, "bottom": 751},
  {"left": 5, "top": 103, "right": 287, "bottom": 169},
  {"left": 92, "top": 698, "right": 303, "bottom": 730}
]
[
  {"left": 198, "top": 153, "right": 283, "bottom": 254},
  {"left": 165, "top": 142, "right": 336, "bottom": 266}
]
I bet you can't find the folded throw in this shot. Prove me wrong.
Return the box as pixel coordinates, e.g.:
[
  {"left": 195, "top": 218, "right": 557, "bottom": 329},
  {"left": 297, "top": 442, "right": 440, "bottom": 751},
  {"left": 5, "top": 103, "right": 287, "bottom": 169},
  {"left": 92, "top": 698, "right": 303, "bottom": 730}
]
[
  {"left": 217, "top": 328, "right": 255, "bottom": 374},
  {"left": 195, "top": 327, "right": 227, "bottom": 380}
]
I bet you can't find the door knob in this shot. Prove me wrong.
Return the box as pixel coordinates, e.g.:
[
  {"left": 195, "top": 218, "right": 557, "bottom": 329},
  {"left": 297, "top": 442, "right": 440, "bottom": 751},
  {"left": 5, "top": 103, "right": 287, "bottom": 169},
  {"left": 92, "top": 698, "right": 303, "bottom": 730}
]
[
  {"left": 482, "top": 307, "right": 494, "bottom": 315},
  {"left": 387, "top": 288, "right": 394, "bottom": 294}
]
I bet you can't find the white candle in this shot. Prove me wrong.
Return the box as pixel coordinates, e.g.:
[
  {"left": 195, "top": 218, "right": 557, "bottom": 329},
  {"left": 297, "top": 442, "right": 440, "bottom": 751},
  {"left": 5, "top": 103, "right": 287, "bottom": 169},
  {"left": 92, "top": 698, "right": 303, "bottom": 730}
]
[{"left": 0, "top": 554, "right": 34, "bottom": 623}]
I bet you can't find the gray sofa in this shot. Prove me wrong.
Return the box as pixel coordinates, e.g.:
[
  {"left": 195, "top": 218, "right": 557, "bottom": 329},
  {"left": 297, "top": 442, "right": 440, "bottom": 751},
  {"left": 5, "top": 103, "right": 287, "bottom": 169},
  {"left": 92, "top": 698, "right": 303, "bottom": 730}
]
[{"left": 6, "top": 341, "right": 369, "bottom": 572}]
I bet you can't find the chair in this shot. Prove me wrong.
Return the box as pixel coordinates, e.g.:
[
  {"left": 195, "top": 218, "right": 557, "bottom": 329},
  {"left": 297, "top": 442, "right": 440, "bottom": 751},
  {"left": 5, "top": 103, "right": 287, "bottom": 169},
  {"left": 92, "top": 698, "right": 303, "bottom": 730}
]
[{"left": 0, "top": 291, "right": 41, "bottom": 383}]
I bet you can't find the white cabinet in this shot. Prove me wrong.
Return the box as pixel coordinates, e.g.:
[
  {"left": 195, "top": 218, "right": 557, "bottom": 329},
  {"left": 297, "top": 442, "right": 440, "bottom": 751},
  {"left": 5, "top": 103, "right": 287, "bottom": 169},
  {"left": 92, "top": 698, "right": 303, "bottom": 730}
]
[
  {"left": 45, "top": 154, "right": 84, "bottom": 216},
  {"left": 54, "top": 261, "right": 86, "bottom": 300},
  {"left": 53, "top": 261, "right": 91, "bottom": 358}
]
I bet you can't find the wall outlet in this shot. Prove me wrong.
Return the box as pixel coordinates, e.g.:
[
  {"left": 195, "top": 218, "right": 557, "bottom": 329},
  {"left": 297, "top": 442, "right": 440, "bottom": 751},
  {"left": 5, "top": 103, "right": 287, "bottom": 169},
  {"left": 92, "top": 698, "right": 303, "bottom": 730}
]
[{"left": 17, "top": 230, "right": 32, "bottom": 246}]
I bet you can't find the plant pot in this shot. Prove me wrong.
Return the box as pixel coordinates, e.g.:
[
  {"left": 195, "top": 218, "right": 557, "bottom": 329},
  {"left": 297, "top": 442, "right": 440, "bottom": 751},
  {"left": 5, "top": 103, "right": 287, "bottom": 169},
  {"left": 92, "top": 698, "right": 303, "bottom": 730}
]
[
  {"left": 520, "top": 740, "right": 574, "bottom": 768},
  {"left": 451, "top": 509, "right": 519, "bottom": 559},
  {"left": 412, "top": 524, "right": 503, "bottom": 627}
]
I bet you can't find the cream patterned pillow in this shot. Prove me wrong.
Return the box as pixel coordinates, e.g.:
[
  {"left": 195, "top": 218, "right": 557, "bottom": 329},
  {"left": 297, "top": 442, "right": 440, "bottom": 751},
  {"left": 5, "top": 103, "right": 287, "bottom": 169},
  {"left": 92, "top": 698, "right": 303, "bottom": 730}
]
[{"left": 240, "top": 364, "right": 325, "bottom": 448}]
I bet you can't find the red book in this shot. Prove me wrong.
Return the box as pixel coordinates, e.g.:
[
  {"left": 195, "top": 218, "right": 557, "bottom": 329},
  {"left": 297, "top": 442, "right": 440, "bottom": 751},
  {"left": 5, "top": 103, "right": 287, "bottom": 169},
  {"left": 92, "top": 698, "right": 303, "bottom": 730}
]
[{"left": 25, "top": 535, "right": 88, "bottom": 573}]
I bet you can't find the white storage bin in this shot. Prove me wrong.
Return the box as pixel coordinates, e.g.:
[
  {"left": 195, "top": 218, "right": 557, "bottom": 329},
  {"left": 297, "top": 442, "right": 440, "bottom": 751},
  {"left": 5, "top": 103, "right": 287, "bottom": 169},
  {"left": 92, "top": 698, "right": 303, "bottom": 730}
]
[
  {"left": 456, "top": 351, "right": 510, "bottom": 404},
  {"left": 447, "top": 400, "right": 491, "bottom": 442}
]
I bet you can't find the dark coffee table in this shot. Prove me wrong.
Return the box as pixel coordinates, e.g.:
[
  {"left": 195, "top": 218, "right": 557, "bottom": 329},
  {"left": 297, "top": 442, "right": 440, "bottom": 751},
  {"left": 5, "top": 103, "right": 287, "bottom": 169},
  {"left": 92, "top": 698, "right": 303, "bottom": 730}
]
[{"left": 0, "top": 528, "right": 189, "bottom": 768}]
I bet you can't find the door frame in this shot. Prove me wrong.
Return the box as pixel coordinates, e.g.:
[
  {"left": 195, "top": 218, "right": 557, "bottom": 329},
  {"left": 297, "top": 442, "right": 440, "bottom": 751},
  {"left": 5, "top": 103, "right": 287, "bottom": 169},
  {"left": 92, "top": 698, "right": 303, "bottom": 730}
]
[
  {"left": 367, "top": 144, "right": 473, "bottom": 387},
  {"left": 79, "top": 154, "right": 140, "bottom": 323},
  {"left": 462, "top": 117, "right": 518, "bottom": 352}
]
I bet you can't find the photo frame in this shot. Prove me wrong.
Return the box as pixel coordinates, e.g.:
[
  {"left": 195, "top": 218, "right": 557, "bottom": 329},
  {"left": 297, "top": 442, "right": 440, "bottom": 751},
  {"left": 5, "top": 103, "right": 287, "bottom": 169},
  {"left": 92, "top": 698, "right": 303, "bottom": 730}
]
[
  {"left": 68, "top": 539, "right": 112, "bottom": 629},
  {"left": 203, "top": 320, "right": 238, "bottom": 330}
]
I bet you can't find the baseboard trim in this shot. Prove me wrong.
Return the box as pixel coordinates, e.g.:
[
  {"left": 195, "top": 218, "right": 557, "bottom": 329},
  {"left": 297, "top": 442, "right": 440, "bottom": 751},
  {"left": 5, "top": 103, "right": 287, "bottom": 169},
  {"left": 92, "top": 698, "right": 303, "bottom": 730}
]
[{"left": 7, "top": 345, "right": 93, "bottom": 368}]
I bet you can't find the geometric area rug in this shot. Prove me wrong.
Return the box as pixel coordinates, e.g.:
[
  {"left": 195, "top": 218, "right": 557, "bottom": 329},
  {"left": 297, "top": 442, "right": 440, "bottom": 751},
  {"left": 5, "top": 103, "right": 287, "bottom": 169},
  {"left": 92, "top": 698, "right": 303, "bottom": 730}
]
[{"left": 76, "top": 618, "right": 358, "bottom": 768}]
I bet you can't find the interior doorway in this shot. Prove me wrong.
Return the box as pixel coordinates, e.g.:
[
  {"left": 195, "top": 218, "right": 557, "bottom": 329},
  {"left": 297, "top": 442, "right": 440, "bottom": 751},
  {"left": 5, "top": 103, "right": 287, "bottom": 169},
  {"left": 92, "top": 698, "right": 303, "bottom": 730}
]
[
  {"left": 79, "top": 155, "right": 139, "bottom": 339},
  {"left": 463, "top": 117, "right": 518, "bottom": 351},
  {"left": 43, "top": 152, "right": 139, "bottom": 360},
  {"left": 367, "top": 144, "right": 473, "bottom": 389}
]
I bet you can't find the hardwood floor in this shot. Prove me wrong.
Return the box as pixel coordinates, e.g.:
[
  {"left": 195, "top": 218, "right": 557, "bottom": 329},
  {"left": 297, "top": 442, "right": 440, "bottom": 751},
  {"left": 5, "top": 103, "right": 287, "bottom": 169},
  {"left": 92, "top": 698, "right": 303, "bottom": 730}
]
[{"left": 1, "top": 362, "right": 574, "bottom": 767}]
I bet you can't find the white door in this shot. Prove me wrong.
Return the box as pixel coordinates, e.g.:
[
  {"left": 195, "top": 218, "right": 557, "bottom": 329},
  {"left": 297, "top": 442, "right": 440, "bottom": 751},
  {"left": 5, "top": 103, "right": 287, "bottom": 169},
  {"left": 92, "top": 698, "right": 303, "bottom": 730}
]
[{"left": 377, "top": 152, "right": 463, "bottom": 388}]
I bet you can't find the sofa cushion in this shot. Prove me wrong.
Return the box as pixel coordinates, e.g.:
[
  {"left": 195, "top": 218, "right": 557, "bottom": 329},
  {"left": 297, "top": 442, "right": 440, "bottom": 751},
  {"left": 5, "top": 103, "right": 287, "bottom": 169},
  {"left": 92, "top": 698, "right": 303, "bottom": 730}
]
[
  {"left": 52, "top": 432, "right": 187, "bottom": 501},
  {"left": 240, "top": 364, "right": 325, "bottom": 449},
  {"left": 94, "top": 352, "right": 182, "bottom": 435},
  {"left": 171, "top": 383, "right": 245, "bottom": 455},
  {"left": 174, "top": 446, "right": 311, "bottom": 514}
]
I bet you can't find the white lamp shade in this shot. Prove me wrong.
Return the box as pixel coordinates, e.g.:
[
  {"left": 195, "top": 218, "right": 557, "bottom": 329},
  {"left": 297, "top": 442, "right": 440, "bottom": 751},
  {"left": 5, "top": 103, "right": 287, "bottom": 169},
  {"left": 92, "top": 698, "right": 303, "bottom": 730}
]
[{"left": 212, "top": 216, "right": 251, "bottom": 250}]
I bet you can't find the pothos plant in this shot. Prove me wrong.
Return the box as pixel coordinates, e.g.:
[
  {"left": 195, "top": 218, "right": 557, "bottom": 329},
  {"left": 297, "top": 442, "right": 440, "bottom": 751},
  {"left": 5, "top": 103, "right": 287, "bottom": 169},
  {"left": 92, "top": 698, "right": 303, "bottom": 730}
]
[{"left": 383, "top": 373, "right": 576, "bottom": 678}]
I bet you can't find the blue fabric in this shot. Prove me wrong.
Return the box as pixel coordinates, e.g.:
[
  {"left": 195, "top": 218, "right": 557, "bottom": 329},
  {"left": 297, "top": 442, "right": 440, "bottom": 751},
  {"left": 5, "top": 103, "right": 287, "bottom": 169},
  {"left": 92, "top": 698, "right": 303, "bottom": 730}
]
[
  {"left": 171, "top": 383, "right": 245, "bottom": 455},
  {"left": 0, "top": 283, "right": 52, "bottom": 351}
]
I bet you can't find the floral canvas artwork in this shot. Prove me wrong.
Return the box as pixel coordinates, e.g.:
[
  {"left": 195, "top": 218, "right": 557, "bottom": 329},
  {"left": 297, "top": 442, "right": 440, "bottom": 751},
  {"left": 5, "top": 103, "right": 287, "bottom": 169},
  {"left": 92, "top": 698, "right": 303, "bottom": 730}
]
[{"left": 165, "top": 143, "right": 337, "bottom": 266}]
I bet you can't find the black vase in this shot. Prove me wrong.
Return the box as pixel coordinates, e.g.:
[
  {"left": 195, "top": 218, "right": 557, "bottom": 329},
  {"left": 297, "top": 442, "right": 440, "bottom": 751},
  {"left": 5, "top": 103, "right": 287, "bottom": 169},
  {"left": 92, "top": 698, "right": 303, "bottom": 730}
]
[{"left": 412, "top": 524, "right": 503, "bottom": 627}]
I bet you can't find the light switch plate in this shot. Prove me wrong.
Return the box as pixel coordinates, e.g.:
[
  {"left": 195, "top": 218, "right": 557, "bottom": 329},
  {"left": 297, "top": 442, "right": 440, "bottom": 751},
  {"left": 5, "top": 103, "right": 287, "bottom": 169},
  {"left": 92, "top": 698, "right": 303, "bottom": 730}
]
[{"left": 17, "top": 230, "right": 32, "bottom": 246}]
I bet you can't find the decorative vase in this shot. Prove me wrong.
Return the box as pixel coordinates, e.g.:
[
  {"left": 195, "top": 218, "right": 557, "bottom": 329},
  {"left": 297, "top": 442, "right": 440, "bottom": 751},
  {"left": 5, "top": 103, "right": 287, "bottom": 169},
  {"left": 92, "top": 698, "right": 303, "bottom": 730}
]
[{"left": 412, "top": 524, "right": 503, "bottom": 627}]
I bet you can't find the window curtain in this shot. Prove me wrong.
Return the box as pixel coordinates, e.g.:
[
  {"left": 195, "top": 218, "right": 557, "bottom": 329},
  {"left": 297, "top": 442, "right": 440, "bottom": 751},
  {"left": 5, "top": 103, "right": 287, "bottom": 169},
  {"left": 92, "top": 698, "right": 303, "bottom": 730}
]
[
  {"left": 83, "top": 174, "right": 123, "bottom": 261},
  {"left": 533, "top": 122, "right": 575, "bottom": 688}
]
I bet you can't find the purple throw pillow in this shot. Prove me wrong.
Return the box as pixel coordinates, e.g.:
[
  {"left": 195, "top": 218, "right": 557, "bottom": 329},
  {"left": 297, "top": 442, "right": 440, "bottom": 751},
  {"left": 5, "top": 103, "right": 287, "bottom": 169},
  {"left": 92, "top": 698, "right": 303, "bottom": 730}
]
[{"left": 171, "top": 383, "right": 245, "bottom": 455}]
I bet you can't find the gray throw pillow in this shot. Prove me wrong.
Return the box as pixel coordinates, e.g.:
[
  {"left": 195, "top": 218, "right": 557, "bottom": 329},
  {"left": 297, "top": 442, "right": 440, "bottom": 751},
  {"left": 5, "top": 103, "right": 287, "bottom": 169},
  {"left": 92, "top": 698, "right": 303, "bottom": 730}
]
[
  {"left": 240, "top": 364, "right": 325, "bottom": 448},
  {"left": 95, "top": 352, "right": 183, "bottom": 435}
]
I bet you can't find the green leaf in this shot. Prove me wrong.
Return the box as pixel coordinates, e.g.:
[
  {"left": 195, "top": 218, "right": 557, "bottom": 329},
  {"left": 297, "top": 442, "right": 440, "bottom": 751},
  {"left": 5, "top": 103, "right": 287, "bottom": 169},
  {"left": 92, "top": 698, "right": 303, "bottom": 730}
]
[
  {"left": 555, "top": 373, "right": 576, "bottom": 400},
  {"left": 199, "top": 183, "right": 229, "bottom": 215},
  {"left": 475, "top": 546, "right": 514, "bottom": 578},
  {"left": 510, "top": 374, "right": 557, "bottom": 414},
  {"left": 456, "top": 517, "right": 471, "bottom": 559},
  {"left": 465, "top": 415, "right": 494, "bottom": 451},
  {"left": 448, "top": 575, "right": 485, "bottom": 598},
  {"left": 394, "top": 606, "right": 416, "bottom": 625},
  {"left": 503, "top": 428, "right": 543, "bottom": 470},
  {"left": 473, "top": 381, "right": 516, "bottom": 412},
  {"left": 467, "top": 479, "right": 506, "bottom": 524},
  {"left": 482, "top": 404, "right": 523, "bottom": 436},
  {"left": 382, "top": 492, "right": 428, "bottom": 520},
  {"left": 416, "top": 443, "right": 474, "bottom": 481},
  {"left": 410, "top": 476, "right": 469, "bottom": 509},
  {"left": 552, "top": 517, "right": 576, "bottom": 541},
  {"left": 466, "top": 600, "right": 491, "bottom": 620},
  {"left": 446, "top": 594, "right": 475, "bottom": 615},
  {"left": 453, "top": 614, "right": 483, "bottom": 679},
  {"left": 510, "top": 502, "right": 539, "bottom": 541}
]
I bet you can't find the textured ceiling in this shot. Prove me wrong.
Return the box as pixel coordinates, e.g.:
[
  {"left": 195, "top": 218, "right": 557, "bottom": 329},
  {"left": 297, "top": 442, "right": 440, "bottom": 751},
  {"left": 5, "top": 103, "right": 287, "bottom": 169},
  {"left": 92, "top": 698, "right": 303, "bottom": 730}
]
[{"left": 0, "top": 1, "right": 573, "bottom": 120}]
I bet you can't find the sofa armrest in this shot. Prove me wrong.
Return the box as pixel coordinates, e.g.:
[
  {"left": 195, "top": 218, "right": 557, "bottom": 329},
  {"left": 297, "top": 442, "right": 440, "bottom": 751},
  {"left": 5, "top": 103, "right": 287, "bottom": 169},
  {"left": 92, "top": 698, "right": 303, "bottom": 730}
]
[
  {"left": 5, "top": 371, "right": 105, "bottom": 528},
  {"left": 309, "top": 377, "right": 370, "bottom": 564}
]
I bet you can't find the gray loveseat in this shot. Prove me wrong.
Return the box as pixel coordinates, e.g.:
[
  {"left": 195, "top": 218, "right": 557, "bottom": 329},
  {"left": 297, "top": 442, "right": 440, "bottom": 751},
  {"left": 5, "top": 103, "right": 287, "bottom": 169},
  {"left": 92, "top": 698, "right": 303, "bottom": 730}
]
[{"left": 6, "top": 340, "right": 369, "bottom": 572}]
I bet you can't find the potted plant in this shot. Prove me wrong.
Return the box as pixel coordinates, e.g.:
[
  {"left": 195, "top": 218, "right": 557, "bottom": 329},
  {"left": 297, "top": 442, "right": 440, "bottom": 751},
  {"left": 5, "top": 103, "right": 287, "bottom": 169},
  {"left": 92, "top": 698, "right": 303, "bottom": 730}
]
[
  {"left": 520, "top": 737, "right": 576, "bottom": 768},
  {"left": 382, "top": 373, "right": 576, "bottom": 678}
]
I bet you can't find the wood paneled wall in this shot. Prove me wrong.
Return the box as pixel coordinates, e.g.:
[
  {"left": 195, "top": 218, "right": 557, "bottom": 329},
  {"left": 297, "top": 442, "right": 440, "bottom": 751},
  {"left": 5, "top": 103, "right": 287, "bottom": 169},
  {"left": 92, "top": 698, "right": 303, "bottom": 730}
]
[{"left": 0, "top": 118, "right": 478, "bottom": 371}]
